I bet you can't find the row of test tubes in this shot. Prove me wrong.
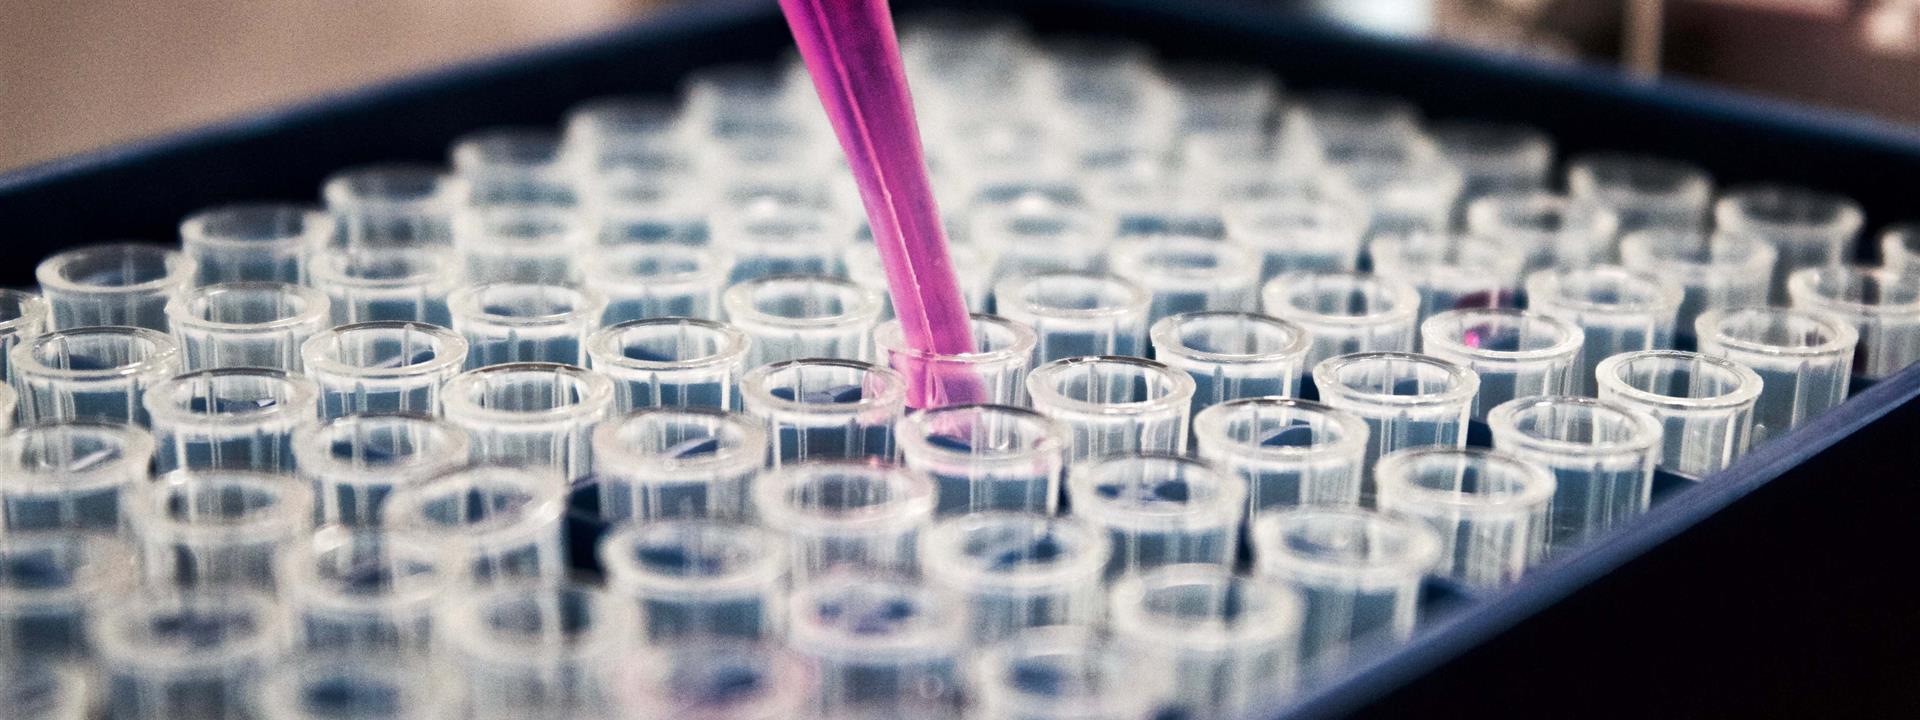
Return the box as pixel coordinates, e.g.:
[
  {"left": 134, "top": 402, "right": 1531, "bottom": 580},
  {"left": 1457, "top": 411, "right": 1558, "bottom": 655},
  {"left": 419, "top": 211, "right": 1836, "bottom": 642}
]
[{"left": 2, "top": 11, "right": 1916, "bottom": 720}]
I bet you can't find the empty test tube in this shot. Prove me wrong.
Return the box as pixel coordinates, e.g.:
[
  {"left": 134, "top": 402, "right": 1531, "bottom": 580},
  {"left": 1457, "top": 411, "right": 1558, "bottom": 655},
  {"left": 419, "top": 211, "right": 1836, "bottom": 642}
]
[
  {"left": 36, "top": 242, "right": 191, "bottom": 331},
  {"left": 441, "top": 585, "right": 630, "bottom": 719},
  {"left": 1108, "top": 564, "right": 1305, "bottom": 715},
  {"left": 1465, "top": 191, "right": 1621, "bottom": 271},
  {"left": 919, "top": 513, "right": 1109, "bottom": 644},
  {"left": 1151, "top": 311, "right": 1310, "bottom": 413},
  {"left": 448, "top": 282, "right": 608, "bottom": 367},
  {"left": 256, "top": 655, "right": 446, "bottom": 720},
  {"left": 752, "top": 460, "right": 934, "bottom": 580},
  {"left": 971, "top": 194, "right": 1113, "bottom": 281},
  {"left": 600, "top": 520, "right": 787, "bottom": 642},
  {"left": 1487, "top": 396, "right": 1661, "bottom": 553},
  {"left": 144, "top": 368, "right": 318, "bottom": 473},
  {"left": 741, "top": 359, "right": 906, "bottom": 466},
  {"left": 323, "top": 164, "right": 459, "bottom": 248},
  {"left": 1373, "top": 446, "right": 1554, "bottom": 588},
  {"left": 1193, "top": 397, "right": 1370, "bottom": 511},
  {"left": 166, "top": 282, "right": 330, "bottom": 371},
  {"left": 1714, "top": 184, "right": 1864, "bottom": 302},
  {"left": 1619, "top": 230, "right": 1777, "bottom": 343},
  {"left": 1880, "top": 224, "right": 1920, "bottom": 275},
  {"left": 898, "top": 404, "right": 1066, "bottom": 515},
  {"left": 1430, "top": 120, "right": 1554, "bottom": 205},
  {"left": 0, "top": 532, "right": 135, "bottom": 658},
  {"left": 875, "top": 314, "right": 1036, "bottom": 407},
  {"left": 1596, "top": 350, "right": 1763, "bottom": 476},
  {"left": 587, "top": 318, "right": 750, "bottom": 411},
  {"left": 127, "top": 470, "right": 313, "bottom": 590},
  {"left": 786, "top": 574, "right": 965, "bottom": 715},
  {"left": 723, "top": 275, "right": 883, "bottom": 368},
  {"left": 1221, "top": 195, "right": 1371, "bottom": 279},
  {"left": 0, "top": 422, "right": 155, "bottom": 531},
  {"left": 1787, "top": 265, "right": 1920, "bottom": 381},
  {"left": 291, "top": 413, "right": 472, "bottom": 526},
  {"left": 992, "top": 273, "right": 1150, "bottom": 363},
  {"left": 11, "top": 326, "right": 180, "bottom": 425},
  {"left": 1420, "top": 308, "right": 1583, "bottom": 419},
  {"left": 1369, "top": 232, "right": 1525, "bottom": 324},
  {"left": 1696, "top": 307, "right": 1856, "bottom": 444},
  {"left": 384, "top": 466, "right": 568, "bottom": 586},
  {"left": 1026, "top": 355, "right": 1196, "bottom": 463},
  {"left": 1067, "top": 454, "right": 1246, "bottom": 577},
  {"left": 441, "top": 363, "right": 613, "bottom": 483},
  {"left": 308, "top": 247, "right": 458, "bottom": 325},
  {"left": 1313, "top": 352, "right": 1479, "bottom": 503},
  {"left": 1261, "top": 272, "right": 1420, "bottom": 371},
  {"left": 1107, "top": 235, "right": 1261, "bottom": 324},
  {"left": 1301, "top": 91, "right": 1422, "bottom": 157},
  {"left": 0, "top": 289, "right": 48, "bottom": 382},
  {"left": 587, "top": 244, "right": 734, "bottom": 323},
  {"left": 277, "top": 527, "right": 449, "bottom": 653},
  {"left": 1524, "top": 265, "right": 1681, "bottom": 395},
  {"left": 1566, "top": 152, "right": 1713, "bottom": 239},
  {"left": 589, "top": 407, "right": 765, "bottom": 522},
  {"left": 451, "top": 127, "right": 577, "bottom": 206},
  {"left": 712, "top": 199, "right": 851, "bottom": 282},
  {"left": 1330, "top": 134, "right": 1463, "bottom": 237},
  {"left": 971, "top": 627, "right": 1170, "bottom": 720},
  {"left": 179, "top": 203, "right": 330, "bottom": 284},
  {"left": 301, "top": 321, "right": 467, "bottom": 417},
  {"left": 453, "top": 204, "right": 591, "bottom": 284},
  {"left": 93, "top": 591, "right": 287, "bottom": 720},
  {"left": 1251, "top": 508, "right": 1441, "bottom": 672}
]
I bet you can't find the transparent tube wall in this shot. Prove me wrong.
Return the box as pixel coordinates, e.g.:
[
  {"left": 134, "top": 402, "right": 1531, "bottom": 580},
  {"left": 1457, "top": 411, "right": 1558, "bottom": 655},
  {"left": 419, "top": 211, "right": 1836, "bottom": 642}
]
[
  {"left": 1596, "top": 350, "right": 1763, "bottom": 477},
  {"left": 1696, "top": 307, "right": 1857, "bottom": 444},
  {"left": 1487, "top": 396, "right": 1660, "bottom": 553},
  {"left": 1192, "top": 397, "right": 1370, "bottom": 512}
]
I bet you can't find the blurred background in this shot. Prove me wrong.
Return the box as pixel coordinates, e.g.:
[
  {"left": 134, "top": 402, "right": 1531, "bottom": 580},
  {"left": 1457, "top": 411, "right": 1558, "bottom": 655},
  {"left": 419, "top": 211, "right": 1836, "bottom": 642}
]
[{"left": 6, "top": 0, "right": 1920, "bottom": 172}]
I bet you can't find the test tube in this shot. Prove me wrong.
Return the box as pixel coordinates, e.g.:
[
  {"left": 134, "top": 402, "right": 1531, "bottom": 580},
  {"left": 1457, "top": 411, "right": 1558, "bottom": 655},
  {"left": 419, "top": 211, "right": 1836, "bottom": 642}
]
[
  {"left": 0, "top": 532, "right": 135, "bottom": 658},
  {"left": 587, "top": 244, "right": 734, "bottom": 323},
  {"left": 441, "top": 584, "right": 630, "bottom": 719},
  {"left": 898, "top": 404, "right": 1066, "bottom": 515},
  {"left": 1696, "top": 307, "right": 1856, "bottom": 444},
  {"left": 1714, "top": 184, "right": 1864, "bottom": 302},
  {"left": 127, "top": 470, "right": 313, "bottom": 590},
  {"left": 255, "top": 655, "right": 447, "bottom": 720},
  {"left": 970, "top": 194, "right": 1113, "bottom": 281},
  {"left": 875, "top": 314, "right": 1036, "bottom": 408},
  {"left": 450, "top": 127, "right": 578, "bottom": 207},
  {"left": 1786, "top": 265, "right": 1920, "bottom": 381},
  {"left": 300, "top": 321, "right": 467, "bottom": 418},
  {"left": 588, "top": 318, "right": 751, "bottom": 412},
  {"left": 992, "top": 273, "right": 1151, "bottom": 363},
  {"left": 971, "top": 627, "right": 1169, "bottom": 720},
  {"left": 1881, "top": 223, "right": 1920, "bottom": 275},
  {"left": 1300, "top": 91, "right": 1422, "bottom": 157},
  {"left": 1251, "top": 508, "right": 1440, "bottom": 672},
  {"left": 918, "top": 513, "right": 1109, "bottom": 643},
  {"left": 1566, "top": 152, "right": 1713, "bottom": 239},
  {"left": 1108, "top": 564, "right": 1305, "bottom": 715},
  {"left": 1331, "top": 134, "right": 1463, "bottom": 238},
  {"left": 1026, "top": 356, "right": 1196, "bottom": 463},
  {"left": 589, "top": 408, "right": 765, "bottom": 522},
  {"left": 384, "top": 466, "right": 568, "bottom": 586},
  {"left": 611, "top": 643, "right": 817, "bottom": 720},
  {"left": 440, "top": 363, "right": 613, "bottom": 484},
  {"left": 1619, "top": 230, "right": 1777, "bottom": 342},
  {"left": 1373, "top": 446, "right": 1554, "bottom": 588},
  {"left": 10, "top": 326, "right": 180, "bottom": 425},
  {"left": 1464, "top": 190, "right": 1620, "bottom": 271},
  {"left": 0, "top": 663, "right": 89, "bottom": 720},
  {"left": 741, "top": 359, "right": 906, "bottom": 467},
  {"left": 93, "top": 591, "right": 287, "bottom": 720},
  {"left": 1486, "top": 395, "right": 1661, "bottom": 553},
  {"left": 1430, "top": 120, "right": 1554, "bottom": 205},
  {"left": 277, "top": 526, "right": 449, "bottom": 653},
  {"left": 1221, "top": 195, "right": 1371, "bottom": 279},
  {"left": 291, "top": 413, "right": 472, "bottom": 526},
  {"left": 1596, "top": 350, "right": 1763, "bottom": 476},
  {"left": 453, "top": 203, "right": 591, "bottom": 284},
  {"left": 711, "top": 199, "right": 852, "bottom": 282},
  {"left": 722, "top": 275, "right": 884, "bottom": 368},
  {"left": 1312, "top": 352, "right": 1479, "bottom": 503},
  {"left": 0, "top": 289, "right": 48, "bottom": 383},
  {"left": 1260, "top": 272, "right": 1420, "bottom": 371},
  {"left": 846, "top": 241, "right": 994, "bottom": 316},
  {"left": 1166, "top": 60, "right": 1276, "bottom": 132},
  {"left": 600, "top": 520, "right": 787, "bottom": 642},
  {"left": 1192, "top": 397, "right": 1370, "bottom": 512},
  {"left": 323, "top": 163, "right": 459, "bottom": 248},
  {"left": 179, "top": 203, "right": 330, "bottom": 284},
  {"left": 36, "top": 242, "right": 191, "bottom": 331},
  {"left": 0, "top": 422, "right": 154, "bottom": 532},
  {"left": 1368, "top": 232, "right": 1525, "bottom": 324},
  {"left": 752, "top": 460, "right": 934, "bottom": 579},
  {"left": 448, "top": 283, "right": 608, "bottom": 367},
  {"left": 1107, "top": 235, "right": 1261, "bottom": 324},
  {"left": 1523, "top": 265, "right": 1682, "bottom": 395},
  {"left": 1067, "top": 454, "right": 1246, "bottom": 577},
  {"left": 1420, "top": 308, "right": 1583, "bottom": 419},
  {"left": 144, "top": 368, "right": 319, "bottom": 474},
  {"left": 166, "top": 282, "right": 330, "bottom": 372},
  {"left": 307, "top": 247, "right": 459, "bottom": 325},
  {"left": 1151, "top": 311, "right": 1310, "bottom": 413},
  {"left": 786, "top": 574, "right": 965, "bottom": 715}
]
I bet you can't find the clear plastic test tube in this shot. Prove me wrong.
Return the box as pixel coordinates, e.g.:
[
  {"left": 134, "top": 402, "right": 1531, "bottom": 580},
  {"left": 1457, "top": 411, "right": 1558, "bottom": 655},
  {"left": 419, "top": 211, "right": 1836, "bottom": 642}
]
[
  {"left": 1696, "top": 307, "right": 1857, "bottom": 443},
  {"left": 1787, "top": 265, "right": 1920, "bottom": 381},
  {"left": 93, "top": 591, "right": 287, "bottom": 720},
  {"left": 1067, "top": 454, "right": 1246, "bottom": 577},
  {"left": 440, "top": 584, "right": 630, "bottom": 719},
  {"left": 10, "top": 326, "right": 180, "bottom": 425},
  {"left": 1109, "top": 564, "right": 1305, "bottom": 715},
  {"left": 291, "top": 413, "right": 472, "bottom": 526},
  {"left": 323, "top": 164, "right": 459, "bottom": 248},
  {"left": 898, "top": 404, "right": 1066, "bottom": 515},
  {"left": 1881, "top": 223, "right": 1920, "bottom": 275},
  {"left": 0, "top": 289, "right": 49, "bottom": 383},
  {"left": 1596, "top": 350, "right": 1763, "bottom": 477},
  {"left": 0, "top": 662, "right": 90, "bottom": 720},
  {"left": 308, "top": 247, "right": 459, "bottom": 325},
  {"left": 1313, "top": 352, "right": 1479, "bottom": 503},
  {"left": 1251, "top": 508, "right": 1440, "bottom": 672},
  {"left": 1373, "top": 446, "right": 1554, "bottom": 588},
  {"left": 166, "top": 282, "right": 330, "bottom": 372},
  {"left": 1192, "top": 397, "right": 1370, "bottom": 512},
  {"left": 1430, "top": 120, "right": 1554, "bottom": 205},
  {"left": 1368, "top": 232, "right": 1525, "bottom": 324},
  {"left": 453, "top": 203, "right": 591, "bottom": 284},
  {"left": 450, "top": 127, "right": 578, "bottom": 207},
  {"left": 600, "top": 520, "right": 787, "bottom": 642},
  {"left": 919, "top": 513, "right": 1108, "bottom": 643},
  {"left": 875, "top": 314, "right": 1036, "bottom": 408},
  {"left": 589, "top": 408, "right": 765, "bottom": 522},
  {"left": 1151, "top": 311, "right": 1310, "bottom": 413},
  {"left": 448, "top": 283, "right": 608, "bottom": 367},
  {"left": 711, "top": 199, "right": 852, "bottom": 282},
  {"left": 301, "top": 321, "right": 467, "bottom": 418},
  {"left": 1465, "top": 190, "right": 1620, "bottom": 271},
  {"left": 971, "top": 627, "right": 1169, "bottom": 720},
  {"left": 1619, "top": 230, "right": 1777, "bottom": 342},
  {"left": 722, "top": 275, "right": 883, "bottom": 368},
  {"left": 1420, "top": 308, "right": 1583, "bottom": 419},
  {"left": 127, "top": 470, "right": 313, "bottom": 590},
  {"left": 1566, "top": 152, "right": 1713, "bottom": 239},
  {"left": 0, "top": 422, "right": 154, "bottom": 532},
  {"left": 385, "top": 466, "right": 567, "bottom": 586},
  {"left": 741, "top": 359, "right": 906, "bottom": 467},
  {"left": 786, "top": 574, "right": 964, "bottom": 715},
  {"left": 1261, "top": 271, "right": 1420, "bottom": 371},
  {"left": 993, "top": 273, "right": 1151, "bottom": 363},
  {"left": 255, "top": 655, "right": 446, "bottom": 720},
  {"left": 0, "top": 532, "right": 135, "bottom": 658},
  {"left": 1487, "top": 395, "right": 1661, "bottom": 553},
  {"left": 144, "top": 368, "right": 319, "bottom": 474},
  {"left": 586, "top": 244, "right": 734, "bottom": 323},
  {"left": 1221, "top": 195, "right": 1371, "bottom": 279},
  {"left": 36, "top": 242, "right": 191, "bottom": 331},
  {"left": 586, "top": 318, "right": 749, "bottom": 412},
  {"left": 277, "top": 526, "right": 449, "bottom": 653},
  {"left": 611, "top": 642, "right": 817, "bottom": 720},
  {"left": 179, "top": 203, "right": 331, "bottom": 284},
  {"left": 1026, "top": 355, "right": 1196, "bottom": 463},
  {"left": 1714, "top": 184, "right": 1864, "bottom": 302},
  {"left": 970, "top": 194, "right": 1113, "bottom": 281},
  {"left": 1107, "top": 235, "right": 1261, "bottom": 325},
  {"left": 752, "top": 460, "right": 934, "bottom": 580},
  {"left": 441, "top": 363, "right": 613, "bottom": 484},
  {"left": 1524, "top": 265, "right": 1682, "bottom": 395}
]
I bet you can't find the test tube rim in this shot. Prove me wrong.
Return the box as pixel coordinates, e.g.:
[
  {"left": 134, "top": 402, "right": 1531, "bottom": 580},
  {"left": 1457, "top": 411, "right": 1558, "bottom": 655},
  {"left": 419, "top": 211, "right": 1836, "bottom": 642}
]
[
  {"left": 322, "top": 162, "right": 460, "bottom": 213},
  {"left": 1712, "top": 183, "right": 1865, "bottom": 238},
  {"left": 784, "top": 573, "right": 963, "bottom": 660},
  {"left": 1694, "top": 307, "right": 1859, "bottom": 359},
  {"left": 141, "top": 367, "right": 319, "bottom": 428},
  {"left": 447, "top": 282, "right": 610, "bottom": 327},
  {"left": 583, "top": 243, "right": 734, "bottom": 287},
  {"left": 35, "top": 242, "right": 190, "bottom": 295},
  {"left": 589, "top": 406, "right": 767, "bottom": 478},
  {"left": 1881, "top": 223, "right": 1920, "bottom": 263},
  {"left": 872, "top": 312, "right": 1037, "bottom": 363},
  {"left": 1068, "top": 453, "right": 1248, "bottom": 527},
  {"left": 1428, "top": 120, "right": 1554, "bottom": 176},
  {"left": 0, "top": 421, "right": 157, "bottom": 496},
  {"left": 751, "top": 460, "right": 936, "bottom": 535},
  {"left": 276, "top": 526, "right": 451, "bottom": 615},
  {"left": 1523, "top": 265, "right": 1682, "bottom": 316},
  {"left": 738, "top": 358, "right": 908, "bottom": 415},
  {"left": 917, "top": 512, "right": 1111, "bottom": 591},
  {"left": 439, "top": 362, "right": 616, "bottom": 425},
  {"left": 1251, "top": 508, "right": 1443, "bottom": 586},
  {"left": 1373, "top": 445, "right": 1557, "bottom": 517},
  {"left": 1311, "top": 351, "right": 1481, "bottom": 409},
  {"left": 289, "top": 412, "right": 473, "bottom": 484},
  {"left": 91, "top": 589, "right": 288, "bottom": 667},
  {"left": 1190, "top": 396, "right": 1371, "bottom": 460},
  {"left": 1565, "top": 151, "right": 1714, "bottom": 205},
  {"left": 128, "top": 470, "right": 315, "bottom": 543},
  {"left": 255, "top": 655, "right": 440, "bottom": 720},
  {"left": 178, "top": 203, "right": 335, "bottom": 252},
  {"left": 450, "top": 126, "right": 570, "bottom": 172},
  {"left": 1786, "top": 265, "right": 1920, "bottom": 318},
  {"left": 384, "top": 465, "right": 567, "bottom": 540},
  {"left": 1106, "top": 563, "right": 1306, "bottom": 652},
  {"left": 1419, "top": 308, "right": 1584, "bottom": 364},
  {"left": 598, "top": 520, "right": 788, "bottom": 598},
  {"left": 1220, "top": 193, "right": 1372, "bottom": 251},
  {"left": 308, "top": 247, "right": 457, "bottom": 290},
  {"left": 1618, "top": 229, "right": 1778, "bottom": 275},
  {"left": 166, "top": 281, "right": 332, "bottom": 335},
  {"left": 1024, "top": 355, "right": 1196, "bottom": 416},
  {"left": 0, "top": 288, "right": 49, "bottom": 334},
  {"left": 1485, "top": 395, "right": 1664, "bottom": 458},
  {"left": 993, "top": 273, "right": 1152, "bottom": 321},
  {"left": 971, "top": 626, "right": 1158, "bottom": 718},
  {"left": 439, "top": 584, "right": 632, "bottom": 664},
  {"left": 895, "top": 403, "right": 1068, "bottom": 466},
  {"left": 1464, "top": 190, "right": 1621, "bottom": 244},
  {"left": 1262, "top": 271, "right": 1420, "bottom": 326},
  {"left": 452, "top": 202, "right": 593, "bottom": 251},
  {"left": 586, "top": 317, "right": 751, "bottom": 372},
  {"left": 0, "top": 532, "right": 137, "bottom": 606},
  {"left": 720, "top": 274, "right": 885, "bottom": 330},
  {"left": 1108, "top": 234, "right": 1264, "bottom": 284},
  {"left": 1149, "top": 310, "right": 1312, "bottom": 365},
  {"left": 10, "top": 325, "right": 180, "bottom": 381},
  {"left": 1595, "top": 350, "right": 1765, "bottom": 411},
  {"left": 300, "top": 321, "right": 469, "bottom": 380}
]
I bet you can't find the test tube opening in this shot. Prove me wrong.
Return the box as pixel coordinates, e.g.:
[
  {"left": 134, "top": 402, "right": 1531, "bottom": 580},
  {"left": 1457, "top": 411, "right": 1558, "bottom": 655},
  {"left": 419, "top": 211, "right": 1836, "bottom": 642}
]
[
  {"left": 175, "top": 283, "right": 326, "bottom": 327},
  {"left": 1028, "top": 356, "right": 1192, "bottom": 409},
  {"left": 1155, "top": 311, "right": 1309, "bottom": 360},
  {"left": 593, "top": 319, "right": 748, "bottom": 367},
  {"left": 453, "top": 284, "right": 603, "bottom": 324},
  {"left": 39, "top": 244, "right": 183, "bottom": 292},
  {"left": 1265, "top": 273, "right": 1417, "bottom": 321},
  {"left": 1315, "top": 353, "right": 1478, "bottom": 402},
  {"left": 306, "top": 322, "right": 466, "bottom": 376},
  {"left": 445, "top": 363, "right": 613, "bottom": 417},
  {"left": 727, "top": 276, "right": 876, "bottom": 324},
  {"left": 1375, "top": 447, "right": 1555, "bottom": 514},
  {"left": 1701, "top": 308, "right": 1857, "bottom": 356},
  {"left": 1422, "top": 309, "right": 1579, "bottom": 357},
  {"left": 19, "top": 326, "right": 175, "bottom": 376},
  {"left": 1598, "top": 351, "right": 1764, "bottom": 408}
]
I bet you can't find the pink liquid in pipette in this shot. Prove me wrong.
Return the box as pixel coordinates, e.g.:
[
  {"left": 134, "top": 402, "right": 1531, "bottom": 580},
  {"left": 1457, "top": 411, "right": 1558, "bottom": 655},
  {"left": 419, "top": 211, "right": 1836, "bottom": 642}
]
[{"left": 778, "top": 0, "right": 979, "bottom": 408}]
